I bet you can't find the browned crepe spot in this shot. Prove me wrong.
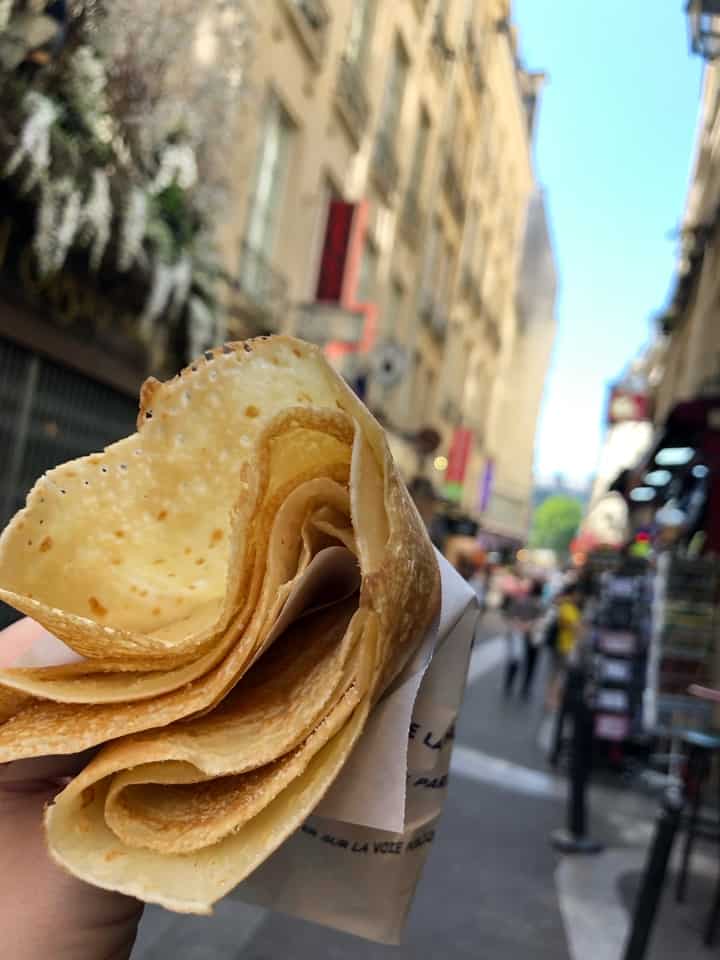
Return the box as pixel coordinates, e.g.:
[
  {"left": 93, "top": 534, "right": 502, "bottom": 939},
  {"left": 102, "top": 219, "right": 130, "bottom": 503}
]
[{"left": 89, "top": 597, "right": 108, "bottom": 618}]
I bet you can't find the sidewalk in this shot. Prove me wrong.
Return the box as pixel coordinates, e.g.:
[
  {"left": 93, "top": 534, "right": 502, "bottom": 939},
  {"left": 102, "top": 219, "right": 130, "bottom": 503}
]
[
  {"left": 461, "top": 614, "right": 717, "bottom": 960},
  {"left": 132, "top": 614, "right": 718, "bottom": 959}
]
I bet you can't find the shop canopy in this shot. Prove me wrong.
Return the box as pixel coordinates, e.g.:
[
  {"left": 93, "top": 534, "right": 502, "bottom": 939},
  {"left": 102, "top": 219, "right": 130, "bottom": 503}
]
[{"left": 615, "top": 394, "right": 720, "bottom": 550}]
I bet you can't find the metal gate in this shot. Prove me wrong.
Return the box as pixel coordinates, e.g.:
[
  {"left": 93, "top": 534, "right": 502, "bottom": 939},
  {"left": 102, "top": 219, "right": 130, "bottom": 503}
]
[{"left": 0, "top": 338, "right": 138, "bottom": 628}]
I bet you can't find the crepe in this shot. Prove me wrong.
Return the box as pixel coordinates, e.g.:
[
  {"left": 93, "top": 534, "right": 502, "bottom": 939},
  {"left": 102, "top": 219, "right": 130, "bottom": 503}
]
[{"left": 0, "top": 335, "right": 439, "bottom": 913}]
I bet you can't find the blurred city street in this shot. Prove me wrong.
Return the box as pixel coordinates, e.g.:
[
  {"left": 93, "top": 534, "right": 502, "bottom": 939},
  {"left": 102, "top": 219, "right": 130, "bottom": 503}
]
[
  {"left": 132, "top": 613, "right": 716, "bottom": 960},
  {"left": 3, "top": 4, "right": 720, "bottom": 959}
]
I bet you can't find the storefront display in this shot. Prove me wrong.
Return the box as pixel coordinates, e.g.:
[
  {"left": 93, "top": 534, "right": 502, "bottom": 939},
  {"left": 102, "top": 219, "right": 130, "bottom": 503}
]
[
  {"left": 589, "top": 560, "right": 651, "bottom": 746},
  {"left": 644, "top": 553, "right": 717, "bottom": 733}
]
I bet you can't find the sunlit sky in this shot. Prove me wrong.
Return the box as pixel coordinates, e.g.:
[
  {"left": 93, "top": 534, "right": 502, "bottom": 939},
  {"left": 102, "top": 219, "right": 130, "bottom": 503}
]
[{"left": 513, "top": 1, "right": 703, "bottom": 489}]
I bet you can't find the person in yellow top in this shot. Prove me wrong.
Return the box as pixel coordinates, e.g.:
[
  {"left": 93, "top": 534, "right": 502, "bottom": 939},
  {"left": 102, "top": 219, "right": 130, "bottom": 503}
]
[
  {"left": 546, "top": 587, "right": 582, "bottom": 709},
  {"left": 556, "top": 589, "right": 582, "bottom": 656}
]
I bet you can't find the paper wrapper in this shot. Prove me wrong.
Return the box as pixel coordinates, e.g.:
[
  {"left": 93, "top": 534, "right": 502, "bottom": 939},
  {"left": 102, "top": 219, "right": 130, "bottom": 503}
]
[
  {"left": 0, "top": 550, "right": 477, "bottom": 945},
  {"left": 235, "top": 550, "right": 478, "bottom": 944}
]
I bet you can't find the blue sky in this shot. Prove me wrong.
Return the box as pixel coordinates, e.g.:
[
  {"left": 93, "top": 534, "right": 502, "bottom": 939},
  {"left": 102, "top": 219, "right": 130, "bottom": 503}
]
[{"left": 513, "top": 1, "right": 703, "bottom": 488}]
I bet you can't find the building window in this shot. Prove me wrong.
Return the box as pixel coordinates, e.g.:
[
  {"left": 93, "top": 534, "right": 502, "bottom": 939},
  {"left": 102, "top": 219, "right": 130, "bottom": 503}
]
[
  {"left": 372, "top": 35, "right": 409, "bottom": 200},
  {"left": 437, "top": 237, "right": 455, "bottom": 308},
  {"left": 309, "top": 176, "right": 342, "bottom": 299},
  {"left": 411, "top": 0, "right": 429, "bottom": 20},
  {"left": 463, "top": 201, "right": 479, "bottom": 271},
  {"left": 379, "top": 36, "right": 409, "bottom": 139},
  {"left": 336, "top": 2, "right": 373, "bottom": 145},
  {"left": 431, "top": 6, "right": 454, "bottom": 66},
  {"left": 445, "top": 90, "right": 460, "bottom": 152},
  {"left": 385, "top": 277, "right": 405, "bottom": 336},
  {"left": 419, "top": 218, "right": 449, "bottom": 340},
  {"left": 422, "top": 367, "right": 436, "bottom": 425},
  {"left": 285, "top": 0, "right": 331, "bottom": 68},
  {"left": 346, "top": 0, "right": 376, "bottom": 71},
  {"left": 408, "top": 105, "right": 431, "bottom": 197},
  {"left": 244, "top": 93, "right": 294, "bottom": 262},
  {"left": 357, "top": 239, "right": 379, "bottom": 303},
  {"left": 458, "top": 120, "right": 471, "bottom": 180},
  {"left": 448, "top": 241, "right": 457, "bottom": 303},
  {"left": 421, "top": 216, "right": 441, "bottom": 299},
  {"left": 401, "top": 106, "right": 430, "bottom": 246},
  {"left": 478, "top": 98, "right": 493, "bottom": 171}
]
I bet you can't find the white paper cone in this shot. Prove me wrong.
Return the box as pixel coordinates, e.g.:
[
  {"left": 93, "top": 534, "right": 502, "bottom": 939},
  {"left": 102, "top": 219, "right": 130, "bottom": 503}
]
[
  {"left": 236, "top": 551, "right": 478, "bottom": 943},
  {"left": 1, "top": 549, "right": 478, "bottom": 944}
]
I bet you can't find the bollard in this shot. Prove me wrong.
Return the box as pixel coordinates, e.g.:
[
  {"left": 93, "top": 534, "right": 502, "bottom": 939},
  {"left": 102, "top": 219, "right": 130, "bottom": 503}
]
[
  {"left": 549, "top": 666, "right": 574, "bottom": 768},
  {"left": 622, "top": 787, "right": 684, "bottom": 960},
  {"left": 551, "top": 665, "right": 603, "bottom": 854}
]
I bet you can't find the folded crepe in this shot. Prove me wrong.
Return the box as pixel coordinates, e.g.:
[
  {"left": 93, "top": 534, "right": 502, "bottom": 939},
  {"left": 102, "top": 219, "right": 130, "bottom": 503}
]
[{"left": 0, "top": 336, "right": 439, "bottom": 913}]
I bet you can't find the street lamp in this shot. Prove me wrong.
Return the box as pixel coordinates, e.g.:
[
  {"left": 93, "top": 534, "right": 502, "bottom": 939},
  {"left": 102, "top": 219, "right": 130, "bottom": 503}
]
[{"left": 686, "top": 0, "right": 720, "bottom": 60}]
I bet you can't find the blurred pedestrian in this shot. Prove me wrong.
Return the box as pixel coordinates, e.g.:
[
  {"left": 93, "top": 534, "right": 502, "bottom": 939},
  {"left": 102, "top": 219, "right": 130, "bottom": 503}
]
[
  {"left": 520, "top": 579, "right": 546, "bottom": 699},
  {"left": 408, "top": 476, "right": 445, "bottom": 547},
  {"left": 503, "top": 577, "right": 543, "bottom": 698},
  {"left": 455, "top": 553, "right": 476, "bottom": 581},
  {"left": 468, "top": 558, "right": 490, "bottom": 613},
  {"left": 499, "top": 567, "right": 522, "bottom": 616}
]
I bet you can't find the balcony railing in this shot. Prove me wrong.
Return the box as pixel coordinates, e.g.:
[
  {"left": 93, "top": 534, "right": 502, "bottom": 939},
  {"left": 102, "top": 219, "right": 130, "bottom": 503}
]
[
  {"left": 335, "top": 54, "right": 371, "bottom": 146},
  {"left": 400, "top": 189, "right": 424, "bottom": 250},
  {"left": 284, "top": 0, "right": 331, "bottom": 68},
  {"left": 231, "top": 241, "right": 289, "bottom": 334},
  {"left": 419, "top": 290, "right": 448, "bottom": 340},
  {"left": 372, "top": 129, "right": 400, "bottom": 201},
  {"left": 443, "top": 153, "right": 466, "bottom": 223}
]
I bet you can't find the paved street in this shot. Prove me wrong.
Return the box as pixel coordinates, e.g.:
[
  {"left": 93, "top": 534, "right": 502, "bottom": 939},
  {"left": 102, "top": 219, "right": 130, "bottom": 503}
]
[{"left": 132, "top": 615, "right": 718, "bottom": 959}]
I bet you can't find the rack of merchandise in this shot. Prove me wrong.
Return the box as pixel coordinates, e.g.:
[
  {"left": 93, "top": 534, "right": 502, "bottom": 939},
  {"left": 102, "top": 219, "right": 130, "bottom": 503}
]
[
  {"left": 644, "top": 553, "right": 718, "bottom": 737},
  {"left": 586, "top": 548, "right": 621, "bottom": 586},
  {"left": 589, "top": 558, "right": 651, "bottom": 748}
]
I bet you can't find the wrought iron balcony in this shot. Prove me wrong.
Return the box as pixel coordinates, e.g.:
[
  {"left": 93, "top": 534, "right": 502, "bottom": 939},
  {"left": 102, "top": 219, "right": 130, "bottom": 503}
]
[
  {"left": 372, "top": 129, "right": 400, "bottom": 202},
  {"left": 335, "top": 54, "right": 371, "bottom": 146},
  {"left": 284, "top": 0, "right": 331, "bottom": 67},
  {"left": 419, "top": 290, "right": 447, "bottom": 341},
  {"left": 231, "top": 241, "right": 289, "bottom": 334},
  {"left": 443, "top": 153, "right": 466, "bottom": 223},
  {"left": 400, "top": 189, "right": 424, "bottom": 250}
]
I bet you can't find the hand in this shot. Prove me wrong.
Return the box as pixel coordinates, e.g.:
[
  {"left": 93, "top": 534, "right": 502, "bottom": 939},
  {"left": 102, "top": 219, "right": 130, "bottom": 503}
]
[
  {"left": 689, "top": 684, "right": 720, "bottom": 703},
  {"left": 0, "top": 621, "right": 143, "bottom": 960}
]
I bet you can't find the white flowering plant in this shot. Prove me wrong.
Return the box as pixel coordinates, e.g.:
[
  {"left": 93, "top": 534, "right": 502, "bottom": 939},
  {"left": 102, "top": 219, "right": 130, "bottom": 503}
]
[{"left": 0, "top": 0, "right": 253, "bottom": 360}]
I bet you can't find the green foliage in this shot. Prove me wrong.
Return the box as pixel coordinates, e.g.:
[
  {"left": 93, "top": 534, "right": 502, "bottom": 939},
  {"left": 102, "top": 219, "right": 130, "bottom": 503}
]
[
  {"left": 529, "top": 495, "right": 583, "bottom": 556},
  {"left": 151, "top": 183, "right": 200, "bottom": 260}
]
